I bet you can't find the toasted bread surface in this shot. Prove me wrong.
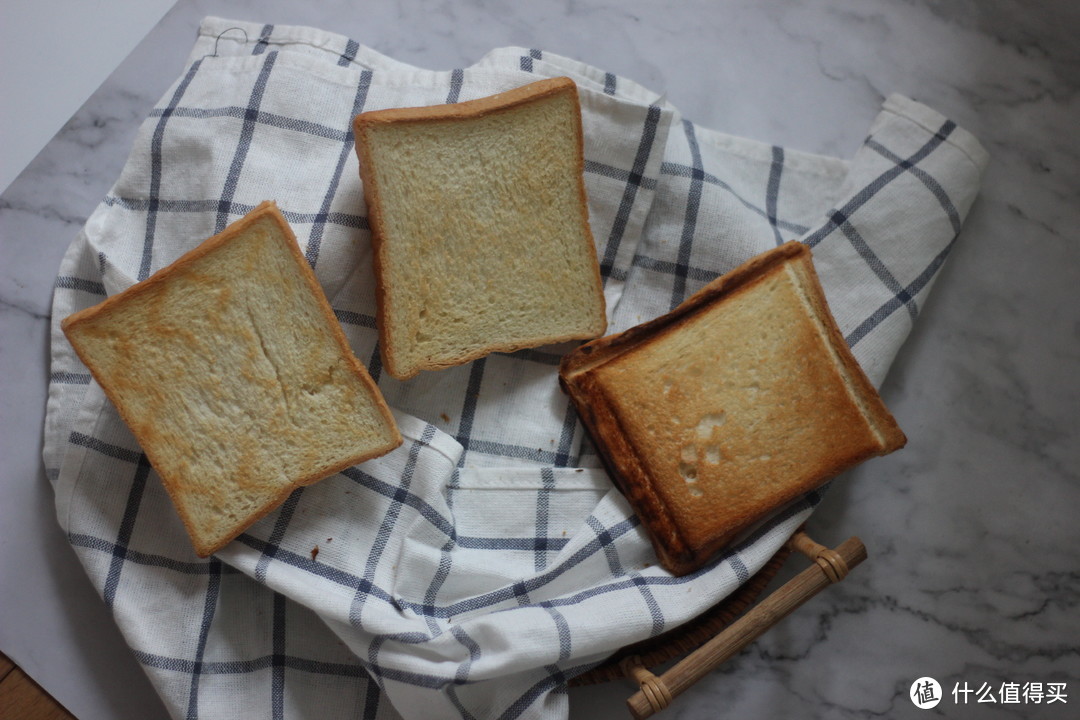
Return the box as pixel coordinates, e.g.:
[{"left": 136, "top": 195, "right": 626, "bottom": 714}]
[
  {"left": 354, "top": 77, "right": 606, "bottom": 380},
  {"left": 62, "top": 202, "right": 402, "bottom": 556},
  {"left": 560, "top": 242, "right": 905, "bottom": 575}
]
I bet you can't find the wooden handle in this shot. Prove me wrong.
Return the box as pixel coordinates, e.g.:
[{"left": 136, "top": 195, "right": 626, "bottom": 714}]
[{"left": 626, "top": 534, "right": 867, "bottom": 719}]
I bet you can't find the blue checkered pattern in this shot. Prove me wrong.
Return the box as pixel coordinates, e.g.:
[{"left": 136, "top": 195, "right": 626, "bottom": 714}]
[{"left": 44, "top": 16, "right": 987, "bottom": 720}]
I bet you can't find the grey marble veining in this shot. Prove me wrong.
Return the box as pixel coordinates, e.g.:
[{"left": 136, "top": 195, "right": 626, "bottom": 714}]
[{"left": 1, "top": 1, "right": 1077, "bottom": 719}]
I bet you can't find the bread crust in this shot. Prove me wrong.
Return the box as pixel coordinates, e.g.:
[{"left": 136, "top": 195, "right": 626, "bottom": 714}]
[
  {"left": 62, "top": 202, "right": 402, "bottom": 557},
  {"left": 353, "top": 76, "right": 605, "bottom": 380},
  {"left": 560, "top": 242, "right": 906, "bottom": 575}
]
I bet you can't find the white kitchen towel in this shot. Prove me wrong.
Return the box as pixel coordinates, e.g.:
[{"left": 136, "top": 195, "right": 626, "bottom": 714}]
[{"left": 44, "top": 16, "right": 988, "bottom": 720}]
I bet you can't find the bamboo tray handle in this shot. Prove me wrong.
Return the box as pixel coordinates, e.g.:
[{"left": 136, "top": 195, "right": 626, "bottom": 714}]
[{"left": 625, "top": 532, "right": 867, "bottom": 719}]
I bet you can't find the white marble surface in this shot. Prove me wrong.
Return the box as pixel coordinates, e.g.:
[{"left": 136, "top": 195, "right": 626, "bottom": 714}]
[
  {"left": 0, "top": 0, "right": 177, "bottom": 193},
  {"left": 1, "top": 1, "right": 1077, "bottom": 719}
]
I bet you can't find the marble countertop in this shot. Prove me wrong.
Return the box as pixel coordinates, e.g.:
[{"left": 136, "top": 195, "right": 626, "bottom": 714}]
[{"left": 1, "top": 1, "right": 1077, "bottom": 718}]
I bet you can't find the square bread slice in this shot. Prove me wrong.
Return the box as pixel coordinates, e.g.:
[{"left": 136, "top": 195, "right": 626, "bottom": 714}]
[
  {"left": 353, "top": 76, "right": 607, "bottom": 380},
  {"left": 559, "top": 242, "right": 906, "bottom": 576},
  {"left": 61, "top": 202, "right": 402, "bottom": 557}
]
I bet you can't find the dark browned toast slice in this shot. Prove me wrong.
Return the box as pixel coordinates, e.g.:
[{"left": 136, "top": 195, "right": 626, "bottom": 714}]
[{"left": 560, "top": 242, "right": 905, "bottom": 575}]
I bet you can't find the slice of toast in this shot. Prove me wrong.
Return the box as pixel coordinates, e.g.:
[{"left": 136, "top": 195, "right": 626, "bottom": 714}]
[
  {"left": 559, "top": 242, "right": 906, "bottom": 575},
  {"left": 62, "top": 202, "right": 402, "bottom": 557},
  {"left": 353, "top": 76, "right": 607, "bottom": 380}
]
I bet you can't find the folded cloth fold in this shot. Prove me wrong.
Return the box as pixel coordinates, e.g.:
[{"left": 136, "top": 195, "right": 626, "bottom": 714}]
[{"left": 44, "top": 16, "right": 988, "bottom": 720}]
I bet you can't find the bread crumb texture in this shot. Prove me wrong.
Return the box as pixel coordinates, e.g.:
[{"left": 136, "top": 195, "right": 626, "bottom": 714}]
[
  {"left": 62, "top": 204, "right": 400, "bottom": 556},
  {"left": 357, "top": 78, "right": 606, "bottom": 378}
]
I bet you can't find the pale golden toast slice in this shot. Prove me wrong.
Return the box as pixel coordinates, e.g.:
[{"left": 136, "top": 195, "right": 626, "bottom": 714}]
[
  {"left": 62, "top": 202, "right": 401, "bottom": 557},
  {"left": 354, "top": 77, "right": 606, "bottom": 380}
]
